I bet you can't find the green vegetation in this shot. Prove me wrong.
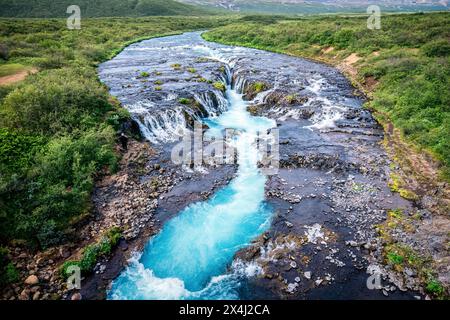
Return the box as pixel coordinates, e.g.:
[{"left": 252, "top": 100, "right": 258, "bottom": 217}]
[
  {"left": 426, "top": 278, "right": 445, "bottom": 297},
  {"left": 0, "top": 63, "right": 27, "bottom": 77},
  {"left": 212, "top": 81, "right": 225, "bottom": 91},
  {"left": 178, "top": 97, "right": 192, "bottom": 105},
  {"left": 388, "top": 173, "right": 419, "bottom": 201},
  {"left": 204, "top": 12, "right": 450, "bottom": 180},
  {"left": 61, "top": 227, "right": 121, "bottom": 278},
  {"left": 171, "top": 63, "right": 182, "bottom": 70},
  {"left": 0, "top": 16, "right": 235, "bottom": 250},
  {"left": 139, "top": 71, "right": 150, "bottom": 78},
  {"left": 251, "top": 81, "right": 267, "bottom": 93},
  {"left": 0, "top": 0, "right": 212, "bottom": 18},
  {"left": 377, "top": 209, "right": 448, "bottom": 299},
  {"left": 0, "top": 246, "right": 19, "bottom": 286},
  {"left": 187, "top": 67, "right": 196, "bottom": 73},
  {"left": 153, "top": 79, "right": 163, "bottom": 85}
]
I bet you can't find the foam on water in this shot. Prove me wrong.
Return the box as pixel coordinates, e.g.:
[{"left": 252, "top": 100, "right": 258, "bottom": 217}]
[
  {"left": 108, "top": 78, "right": 275, "bottom": 300},
  {"left": 304, "top": 78, "right": 347, "bottom": 131}
]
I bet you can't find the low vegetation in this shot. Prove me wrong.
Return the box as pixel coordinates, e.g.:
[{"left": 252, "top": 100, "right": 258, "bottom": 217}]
[
  {"left": 0, "top": 16, "right": 235, "bottom": 251},
  {"left": 377, "top": 209, "right": 448, "bottom": 299},
  {"left": 0, "top": 0, "right": 212, "bottom": 18},
  {"left": 204, "top": 12, "right": 450, "bottom": 180},
  {"left": 212, "top": 81, "right": 226, "bottom": 91},
  {"left": 61, "top": 227, "right": 122, "bottom": 278},
  {"left": 0, "top": 246, "right": 19, "bottom": 286}
]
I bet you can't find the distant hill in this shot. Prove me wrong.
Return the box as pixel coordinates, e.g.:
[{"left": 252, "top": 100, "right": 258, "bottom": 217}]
[
  {"left": 0, "top": 0, "right": 212, "bottom": 18},
  {"left": 178, "top": 0, "right": 449, "bottom": 15}
]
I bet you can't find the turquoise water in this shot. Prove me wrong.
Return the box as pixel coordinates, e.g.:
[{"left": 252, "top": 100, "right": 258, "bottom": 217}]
[{"left": 108, "top": 83, "right": 276, "bottom": 300}]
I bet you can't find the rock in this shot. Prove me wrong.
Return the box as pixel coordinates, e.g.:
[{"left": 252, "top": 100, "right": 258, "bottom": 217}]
[
  {"left": 346, "top": 240, "right": 358, "bottom": 247},
  {"left": 404, "top": 268, "right": 416, "bottom": 277},
  {"left": 304, "top": 271, "right": 312, "bottom": 280},
  {"left": 24, "top": 275, "right": 39, "bottom": 285},
  {"left": 19, "top": 289, "right": 30, "bottom": 300},
  {"left": 286, "top": 283, "right": 299, "bottom": 294},
  {"left": 32, "top": 291, "right": 41, "bottom": 300},
  {"left": 290, "top": 261, "right": 297, "bottom": 269},
  {"left": 295, "top": 277, "right": 301, "bottom": 283},
  {"left": 71, "top": 293, "right": 82, "bottom": 300},
  {"left": 285, "top": 221, "right": 293, "bottom": 228}
]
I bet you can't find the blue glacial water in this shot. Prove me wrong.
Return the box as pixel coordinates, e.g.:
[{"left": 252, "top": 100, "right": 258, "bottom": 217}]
[{"left": 108, "top": 80, "right": 276, "bottom": 300}]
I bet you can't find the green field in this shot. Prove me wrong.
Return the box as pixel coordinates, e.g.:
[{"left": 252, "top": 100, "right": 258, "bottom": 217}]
[{"left": 203, "top": 13, "right": 450, "bottom": 180}]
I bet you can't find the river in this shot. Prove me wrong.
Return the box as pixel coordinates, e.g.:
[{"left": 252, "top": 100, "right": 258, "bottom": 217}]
[{"left": 98, "top": 32, "right": 416, "bottom": 300}]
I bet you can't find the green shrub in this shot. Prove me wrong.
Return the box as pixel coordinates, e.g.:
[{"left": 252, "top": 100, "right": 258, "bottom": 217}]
[
  {"left": 422, "top": 40, "right": 450, "bottom": 57},
  {"left": 60, "top": 227, "right": 122, "bottom": 279},
  {"left": 387, "top": 252, "right": 405, "bottom": 265},
  {"left": 426, "top": 279, "right": 445, "bottom": 297},
  {"left": 60, "top": 260, "right": 81, "bottom": 279},
  {"left": 0, "top": 68, "right": 112, "bottom": 135},
  {"left": 0, "top": 247, "right": 19, "bottom": 287},
  {"left": 0, "top": 128, "right": 44, "bottom": 174},
  {"left": 0, "top": 126, "right": 117, "bottom": 248}
]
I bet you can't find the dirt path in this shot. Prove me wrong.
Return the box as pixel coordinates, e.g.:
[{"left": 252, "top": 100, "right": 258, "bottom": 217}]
[{"left": 0, "top": 68, "right": 38, "bottom": 86}]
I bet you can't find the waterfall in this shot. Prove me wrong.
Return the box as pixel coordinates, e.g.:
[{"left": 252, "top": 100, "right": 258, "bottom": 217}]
[
  {"left": 108, "top": 60, "right": 276, "bottom": 300},
  {"left": 193, "top": 90, "right": 228, "bottom": 117},
  {"left": 127, "top": 103, "right": 196, "bottom": 144}
]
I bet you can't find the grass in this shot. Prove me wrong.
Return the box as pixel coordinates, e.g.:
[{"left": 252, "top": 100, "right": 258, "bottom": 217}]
[
  {"left": 0, "top": 63, "right": 27, "bottom": 77},
  {"left": 203, "top": 12, "right": 450, "bottom": 181},
  {"left": 60, "top": 227, "right": 121, "bottom": 278}
]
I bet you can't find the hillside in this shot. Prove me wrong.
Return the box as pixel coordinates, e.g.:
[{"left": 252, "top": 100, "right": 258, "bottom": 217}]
[
  {"left": 0, "top": 0, "right": 211, "bottom": 18},
  {"left": 179, "top": 0, "right": 449, "bottom": 14}
]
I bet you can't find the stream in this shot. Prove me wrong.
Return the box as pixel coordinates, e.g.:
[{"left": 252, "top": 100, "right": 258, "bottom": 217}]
[
  {"left": 108, "top": 79, "right": 275, "bottom": 300},
  {"left": 98, "top": 32, "right": 416, "bottom": 300}
]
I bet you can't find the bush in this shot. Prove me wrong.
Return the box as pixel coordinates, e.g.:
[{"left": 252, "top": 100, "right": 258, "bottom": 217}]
[
  {"left": 0, "top": 247, "right": 19, "bottom": 287},
  {"left": 0, "top": 43, "right": 8, "bottom": 60},
  {"left": 426, "top": 279, "right": 445, "bottom": 297},
  {"left": 0, "top": 68, "right": 112, "bottom": 135},
  {"left": 60, "top": 227, "right": 122, "bottom": 279},
  {"left": 0, "top": 126, "right": 117, "bottom": 247},
  {"left": 422, "top": 40, "right": 450, "bottom": 57}
]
